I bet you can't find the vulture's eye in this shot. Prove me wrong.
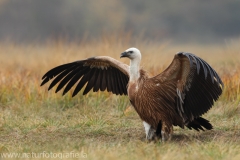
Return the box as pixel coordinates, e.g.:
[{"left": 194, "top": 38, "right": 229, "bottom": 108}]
[{"left": 129, "top": 51, "right": 133, "bottom": 54}]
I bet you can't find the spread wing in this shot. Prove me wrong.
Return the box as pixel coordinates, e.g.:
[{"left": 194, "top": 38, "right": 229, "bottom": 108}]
[
  {"left": 41, "top": 56, "right": 129, "bottom": 97},
  {"left": 153, "top": 52, "right": 224, "bottom": 122}
]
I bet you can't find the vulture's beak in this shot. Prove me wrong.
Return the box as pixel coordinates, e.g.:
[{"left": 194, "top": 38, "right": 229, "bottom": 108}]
[{"left": 120, "top": 52, "right": 128, "bottom": 58}]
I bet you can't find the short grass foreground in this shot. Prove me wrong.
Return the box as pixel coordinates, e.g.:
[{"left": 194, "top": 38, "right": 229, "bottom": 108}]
[{"left": 0, "top": 38, "right": 240, "bottom": 159}]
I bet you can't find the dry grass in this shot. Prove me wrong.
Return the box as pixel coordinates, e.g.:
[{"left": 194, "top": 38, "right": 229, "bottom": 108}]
[{"left": 0, "top": 36, "right": 240, "bottom": 159}]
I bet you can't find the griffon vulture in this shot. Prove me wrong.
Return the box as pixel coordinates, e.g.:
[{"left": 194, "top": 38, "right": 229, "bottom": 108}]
[{"left": 41, "top": 48, "right": 223, "bottom": 141}]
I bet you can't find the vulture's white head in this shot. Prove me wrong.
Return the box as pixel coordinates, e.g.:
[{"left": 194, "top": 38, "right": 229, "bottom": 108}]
[
  {"left": 120, "top": 47, "right": 142, "bottom": 60},
  {"left": 121, "top": 47, "right": 142, "bottom": 81}
]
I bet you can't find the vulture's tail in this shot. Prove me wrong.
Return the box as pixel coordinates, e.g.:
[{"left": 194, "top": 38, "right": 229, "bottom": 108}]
[{"left": 186, "top": 117, "right": 213, "bottom": 131}]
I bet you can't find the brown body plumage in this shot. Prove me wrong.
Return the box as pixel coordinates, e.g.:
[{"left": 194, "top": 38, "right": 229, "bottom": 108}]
[
  {"left": 128, "top": 70, "right": 182, "bottom": 132},
  {"left": 41, "top": 48, "right": 223, "bottom": 141}
]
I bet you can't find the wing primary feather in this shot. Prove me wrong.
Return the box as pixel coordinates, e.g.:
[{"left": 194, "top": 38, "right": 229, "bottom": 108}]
[
  {"left": 41, "top": 64, "right": 72, "bottom": 86},
  {"left": 192, "top": 88, "right": 212, "bottom": 116},
  {"left": 198, "top": 58, "right": 215, "bottom": 83},
  {"left": 93, "top": 70, "right": 102, "bottom": 92},
  {"left": 83, "top": 68, "right": 97, "bottom": 95},
  {"left": 104, "top": 68, "right": 109, "bottom": 90},
  {"left": 72, "top": 69, "right": 93, "bottom": 97},
  {"left": 48, "top": 64, "right": 78, "bottom": 91},
  {"left": 62, "top": 67, "right": 89, "bottom": 95},
  {"left": 106, "top": 68, "right": 112, "bottom": 92},
  {"left": 190, "top": 55, "right": 201, "bottom": 74},
  {"left": 41, "top": 76, "right": 54, "bottom": 87},
  {"left": 100, "top": 69, "right": 107, "bottom": 91},
  {"left": 185, "top": 75, "right": 215, "bottom": 117},
  {"left": 90, "top": 69, "right": 100, "bottom": 92},
  {"left": 186, "top": 52, "right": 223, "bottom": 86},
  {"left": 109, "top": 68, "right": 116, "bottom": 93},
  {"left": 183, "top": 78, "right": 204, "bottom": 117},
  {"left": 55, "top": 66, "right": 81, "bottom": 93},
  {"left": 198, "top": 71, "right": 222, "bottom": 99},
  {"left": 103, "top": 69, "right": 108, "bottom": 91},
  {"left": 196, "top": 63, "right": 222, "bottom": 96},
  {"left": 112, "top": 68, "right": 120, "bottom": 95},
  {"left": 118, "top": 71, "right": 126, "bottom": 95},
  {"left": 195, "top": 58, "right": 224, "bottom": 90},
  {"left": 41, "top": 62, "right": 75, "bottom": 80},
  {"left": 114, "top": 69, "right": 123, "bottom": 95},
  {"left": 111, "top": 69, "right": 117, "bottom": 94},
  {"left": 198, "top": 56, "right": 223, "bottom": 86},
  {"left": 195, "top": 57, "right": 208, "bottom": 78},
  {"left": 118, "top": 72, "right": 126, "bottom": 95}
]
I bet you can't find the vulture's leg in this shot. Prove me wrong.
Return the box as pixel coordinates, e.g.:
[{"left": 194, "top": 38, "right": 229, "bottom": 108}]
[
  {"left": 168, "top": 126, "right": 173, "bottom": 141},
  {"left": 161, "top": 122, "right": 172, "bottom": 142},
  {"left": 143, "top": 121, "right": 155, "bottom": 140},
  {"left": 161, "top": 131, "right": 167, "bottom": 141}
]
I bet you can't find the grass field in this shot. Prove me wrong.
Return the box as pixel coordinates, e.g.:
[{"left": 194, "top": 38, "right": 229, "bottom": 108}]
[{"left": 0, "top": 36, "right": 240, "bottom": 160}]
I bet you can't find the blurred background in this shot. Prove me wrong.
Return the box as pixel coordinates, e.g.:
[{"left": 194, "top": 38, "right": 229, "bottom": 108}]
[{"left": 0, "top": 0, "right": 240, "bottom": 45}]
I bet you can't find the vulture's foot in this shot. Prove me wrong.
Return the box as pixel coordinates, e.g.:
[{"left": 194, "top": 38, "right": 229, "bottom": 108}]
[
  {"left": 143, "top": 121, "right": 157, "bottom": 141},
  {"left": 147, "top": 127, "right": 156, "bottom": 140},
  {"left": 161, "top": 125, "right": 173, "bottom": 142},
  {"left": 161, "top": 131, "right": 169, "bottom": 142}
]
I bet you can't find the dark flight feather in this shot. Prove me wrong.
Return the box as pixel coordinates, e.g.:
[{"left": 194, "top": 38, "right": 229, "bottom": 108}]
[
  {"left": 100, "top": 69, "right": 107, "bottom": 91},
  {"left": 62, "top": 67, "right": 89, "bottom": 95},
  {"left": 48, "top": 65, "right": 77, "bottom": 91},
  {"left": 83, "top": 68, "right": 98, "bottom": 95},
  {"left": 55, "top": 66, "right": 81, "bottom": 93},
  {"left": 73, "top": 68, "right": 96, "bottom": 96}
]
